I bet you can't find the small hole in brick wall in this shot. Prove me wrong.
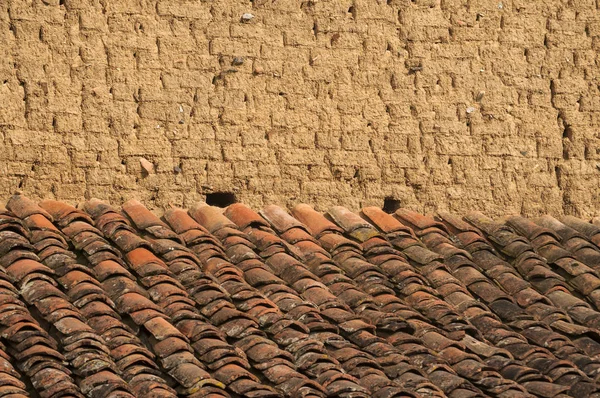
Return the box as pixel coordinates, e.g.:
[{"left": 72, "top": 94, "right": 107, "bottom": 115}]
[
  {"left": 59, "top": 0, "right": 65, "bottom": 5},
  {"left": 383, "top": 197, "right": 401, "bottom": 214},
  {"left": 206, "top": 192, "right": 237, "bottom": 208}
]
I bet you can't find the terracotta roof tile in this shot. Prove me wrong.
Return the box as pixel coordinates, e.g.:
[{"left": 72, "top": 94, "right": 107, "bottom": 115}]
[
  {"left": 5, "top": 196, "right": 600, "bottom": 396},
  {"left": 291, "top": 204, "right": 345, "bottom": 238},
  {"left": 260, "top": 205, "right": 309, "bottom": 235},
  {"left": 189, "top": 205, "right": 236, "bottom": 234}
]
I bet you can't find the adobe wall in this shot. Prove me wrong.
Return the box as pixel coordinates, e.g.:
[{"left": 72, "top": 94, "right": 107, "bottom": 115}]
[{"left": 1, "top": 0, "right": 600, "bottom": 217}]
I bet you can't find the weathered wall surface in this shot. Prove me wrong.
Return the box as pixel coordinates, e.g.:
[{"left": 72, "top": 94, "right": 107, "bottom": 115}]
[{"left": 1, "top": 0, "right": 600, "bottom": 216}]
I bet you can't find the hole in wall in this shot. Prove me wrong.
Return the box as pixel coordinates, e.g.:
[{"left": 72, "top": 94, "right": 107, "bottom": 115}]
[
  {"left": 410, "top": 105, "right": 417, "bottom": 117},
  {"left": 206, "top": 192, "right": 237, "bottom": 208},
  {"left": 555, "top": 166, "right": 562, "bottom": 187},
  {"left": 383, "top": 197, "right": 401, "bottom": 214},
  {"left": 348, "top": 5, "right": 355, "bottom": 18},
  {"left": 563, "top": 125, "right": 573, "bottom": 141}
]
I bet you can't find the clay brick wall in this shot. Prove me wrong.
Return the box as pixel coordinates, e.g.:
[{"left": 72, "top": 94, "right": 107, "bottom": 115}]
[{"left": 1, "top": 0, "right": 600, "bottom": 217}]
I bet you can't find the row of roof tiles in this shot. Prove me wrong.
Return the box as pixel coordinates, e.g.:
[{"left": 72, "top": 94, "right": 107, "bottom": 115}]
[{"left": 1, "top": 195, "right": 600, "bottom": 397}]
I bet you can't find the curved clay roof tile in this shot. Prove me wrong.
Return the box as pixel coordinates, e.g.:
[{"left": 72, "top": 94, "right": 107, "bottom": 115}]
[
  {"left": 395, "top": 208, "right": 448, "bottom": 233},
  {"left": 6, "top": 195, "right": 53, "bottom": 221},
  {"left": 223, "top": 203, "right": 270, "bottom": 230},
  {"left": 260, "top": 204, "right": 308, "bottom": 234},
  {"left": 163, "top": 208, "right": 205, "bottom": 234},
  {"left": 123, "top": 199, "right": 167, "bottom": 229},
  {"left": 189, "top": 204, "right": 236, "bottom": 233},
  {"left": 291, "top": 204, "right": 343, "bottom": 238},
  {"left": 361, "top": 207, "right": 411, "bottom": 234},
  {"left": 505, "top": 216, "right": 561, "bottom": 242}
]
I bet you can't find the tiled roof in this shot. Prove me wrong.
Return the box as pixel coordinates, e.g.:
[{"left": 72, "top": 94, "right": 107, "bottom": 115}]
[{"left": 1, "top": 196, "right": 600, "bottom": 398}]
